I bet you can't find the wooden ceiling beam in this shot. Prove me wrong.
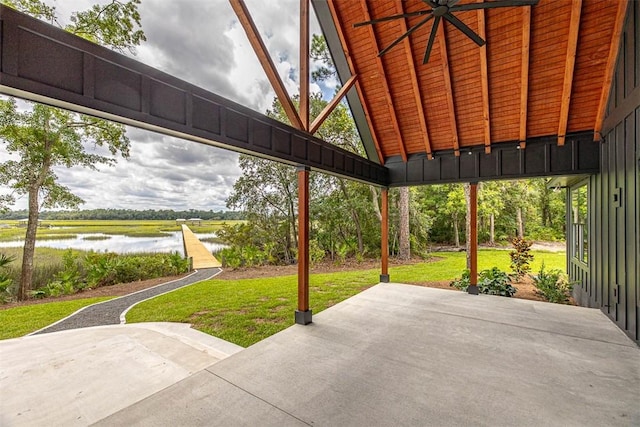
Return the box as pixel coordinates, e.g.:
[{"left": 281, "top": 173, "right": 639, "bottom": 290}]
[
  {"left": 395, "top": 0, "right": 433, "bottom": 159},
  {"left": 557, "top": 0, "right": 582, "bottom": 146},
  {"left": 594, "top": 0, "right": 629, "bottom": 141},
  {"left": 300, "top": 0, "right": 310, "bottom": 131},
  {"left": 518, "top": 6, "right": 531, "bottom": 149},
  {"left": 229, "top": 0, "right": 304, "bottom": 130},
  {"left": 309, "top": 74, "right": 357, "bottom": 134},
  {"left": 477, "top": 7, "right": 491, "bottom": 154},
  {"left": 360, "top": 0, "right": 407, "bottom": 162},
  {"left": 327, "top": 0, "right": 385, "bottom": 163},
  {"left": 437, "top": 21, "right": 460, "bottom": 156}
]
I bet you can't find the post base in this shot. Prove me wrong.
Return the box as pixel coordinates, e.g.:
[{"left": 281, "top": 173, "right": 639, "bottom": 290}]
[
  {"left": 295, "top": 310, "right": 313, "bottom": 325},
  {"left": 380, "top": 274, "right": 390, "bottom": 283},
  {"left": 468, "top": 285, "right": 479, "bottom": 295}
]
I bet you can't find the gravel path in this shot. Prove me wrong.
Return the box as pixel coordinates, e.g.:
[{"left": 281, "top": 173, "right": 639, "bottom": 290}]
[{"left": 33, "top": 268, "right": 221, "bottom": 335}]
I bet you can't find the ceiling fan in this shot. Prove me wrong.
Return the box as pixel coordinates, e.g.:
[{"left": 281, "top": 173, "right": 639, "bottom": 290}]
[{"left": 354, "top": 0, "right": 539, "bottom": 64}]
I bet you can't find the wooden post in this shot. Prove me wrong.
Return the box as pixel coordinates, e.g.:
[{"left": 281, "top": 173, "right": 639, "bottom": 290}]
[
  {"left": 380, "top": 188, "right": 389, "bottom": 282},
  {"left": 468, "top": 182, "right": 479, "bottom": 294},
  {"left": 295, "top": 165, "right": 312, "bottom": 324}
]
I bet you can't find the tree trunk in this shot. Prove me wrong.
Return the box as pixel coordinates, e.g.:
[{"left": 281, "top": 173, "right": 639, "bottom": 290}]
[
  {"left": 453, "top": 215, "right": 460, "bottom": 248},
  {"left": 398, "top": 186, "right": 410, "bottom": 260},
  {"left": 370, "top": 186, "right": 382, "bottom": 222},
  {"left": 19, "top": 187, "right": 40, "bottom": 300},
  {"left": 464, "top": 183, "right": 471, "bottom": 269},
  {"left": 489, "top": 213, "right": 495, "bottom": 245},
  {"left": 517, "top": 207, "right": 524, "bottom": 238}
]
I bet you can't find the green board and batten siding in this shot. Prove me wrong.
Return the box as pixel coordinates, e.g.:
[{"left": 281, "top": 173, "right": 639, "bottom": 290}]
[{"left": 570, "top": 1, "right": 639, "bottom": 344}]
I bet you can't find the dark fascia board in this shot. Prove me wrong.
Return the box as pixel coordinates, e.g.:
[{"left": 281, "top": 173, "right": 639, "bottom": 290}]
[
  {"left": 0, "top": 5, "right": 389, "bottom": 187},
  {"left": 386, "top": 132, "right": 600, "bottom": 186},
  {"left": 311, "top": 0, "right": 381, "bottom": 165}
]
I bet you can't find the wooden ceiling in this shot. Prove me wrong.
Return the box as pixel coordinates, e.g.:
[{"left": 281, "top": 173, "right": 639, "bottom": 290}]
[{"left": 314, "top": 0, "right": 628, "bottom": 164}]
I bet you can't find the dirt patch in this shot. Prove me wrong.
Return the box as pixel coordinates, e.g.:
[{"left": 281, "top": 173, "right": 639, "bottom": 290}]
[{"left": 216, "top": 257, "right": 428, "bottom": 280}]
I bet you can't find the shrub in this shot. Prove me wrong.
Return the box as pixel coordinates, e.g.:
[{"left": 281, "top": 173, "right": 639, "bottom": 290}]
[
  {"left": 533, "top": 263, "right": 573, "bottom": 304},
  {"left": 450, "top": 267, "right": 517, "bottom": 297},
  {"left": 450, "top": 269, "right": 471, "bottom": 291},
  {"left": 309, "top": 239, "right": 326, "bottom": 267},
  {"left": 510, "top": 237, "right": 534, "bottom": 278},
  {"left": 219, "top": 247, "right": 243, "bottom": 269},
  {"left": 55, "top": 250, "right": 84, "bottom": 291},
  {"left": 0, "top": 253, "right": 16, "bottom": 303},
  {"left": 167, "top": 251, "right": 189, "bottom": 275},
  {"left": 478, "top": 267, "right": 517, "bottom": 297},
  {"left": 34, "top": 280, "right": 76, "bottom": 298}
]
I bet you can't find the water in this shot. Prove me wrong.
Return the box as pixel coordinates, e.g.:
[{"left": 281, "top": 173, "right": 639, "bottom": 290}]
[{"left": 0, "top": 231, "right": 226, "bottom": 254}]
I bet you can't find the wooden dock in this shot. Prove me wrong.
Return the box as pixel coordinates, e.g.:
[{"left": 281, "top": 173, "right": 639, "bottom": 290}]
[{"left": 181, "top": 225, "right": 222, "bottom": 269}]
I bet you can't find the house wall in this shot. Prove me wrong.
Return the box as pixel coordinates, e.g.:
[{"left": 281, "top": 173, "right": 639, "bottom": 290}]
[{"left": 571, "top": 1, "right": 639, "bottom": 344}]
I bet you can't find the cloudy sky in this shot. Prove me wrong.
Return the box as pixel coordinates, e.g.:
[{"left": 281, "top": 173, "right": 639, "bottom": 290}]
[{"left": 1, "top": 0, "right": 335, "bottom": 211}]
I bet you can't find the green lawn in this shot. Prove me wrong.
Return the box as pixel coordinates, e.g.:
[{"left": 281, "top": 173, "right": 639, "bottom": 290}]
[
  {"left": 0, "top": 249, "right": 564, "bottom": 342},
  {"left": 127, "top": 249, "right": 565, "bottom": 347},
  {"left": 0, "top": 297, "right": 113, "bottom": 340}
]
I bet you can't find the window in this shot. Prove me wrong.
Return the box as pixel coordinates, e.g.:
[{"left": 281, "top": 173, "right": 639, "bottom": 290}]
[{"left": 571, "top": 184, "right": 588, "bottom": 264}]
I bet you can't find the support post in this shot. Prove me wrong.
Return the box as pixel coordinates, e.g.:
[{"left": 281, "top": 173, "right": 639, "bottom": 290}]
[
  {"left": 295, "top": 165, "right": 312, "bottom": 324},
  {"left": 380, "top": 188, "right": 389, "bottom": 283},
  {"left": 468, "top": 182, "right": 479, "bottom": 295}
]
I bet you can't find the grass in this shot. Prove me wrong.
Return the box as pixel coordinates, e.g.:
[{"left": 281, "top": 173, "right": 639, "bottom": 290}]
[
  {"left": 126, "top": 270, "right": 379, "bottom": 347},
  {"left": 391, "top": 249, "right": 565, "bottom": 283},
  {"left": 127, "top": 249, "right": 565, "bottom": 347},
  {"left": 0, "top": 249, "right": 564, "bottom": 343},
  {"left": 0, "top": 297, "right": 113, "bottom": 340}
]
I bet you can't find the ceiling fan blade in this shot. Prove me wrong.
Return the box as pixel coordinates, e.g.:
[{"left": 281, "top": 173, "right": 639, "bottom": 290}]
[
  {"left": 423, "top": 15, "right": 441, "bottom": 64},
  {"left": 443, "top": 12, "right": 485, "bottom": 46},
  {"left": 354, "top": 10, "right": 430, "bottom": 28},
  {"left": 378, "top": 14, "right": 434, "bottom": 56},
  {"left": 451, "top": 0, "right": 539, "bottom": 12}
]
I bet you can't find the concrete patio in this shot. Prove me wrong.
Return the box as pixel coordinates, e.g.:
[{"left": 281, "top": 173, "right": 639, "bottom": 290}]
[{"left": 2, "top": 283, "right": 639, "bottom": 426}]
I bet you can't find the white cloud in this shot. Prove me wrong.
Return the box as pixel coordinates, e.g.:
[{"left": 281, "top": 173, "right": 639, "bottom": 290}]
[{"left": 1, "top": 0, "right": 334, "bottom": 212}]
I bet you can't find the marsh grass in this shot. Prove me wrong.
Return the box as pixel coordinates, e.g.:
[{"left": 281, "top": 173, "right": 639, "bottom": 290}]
[
  {"left": 36, "top": 234, "right": 77, "bottom": 241},
  {"left": 0, "top": 219, "right": 240, "bottom": 242},
  {"left": 105, "top": 231, "right": 171, "bottom": 238},
  {"left": 0, "top": 247, "right": 82, "bottom": 292},
  {"left": 200, "top": 237, "right": 224, "bottom": 244},
  {"left": 83, "top": 235, "right": 111, "bottom": 241}
]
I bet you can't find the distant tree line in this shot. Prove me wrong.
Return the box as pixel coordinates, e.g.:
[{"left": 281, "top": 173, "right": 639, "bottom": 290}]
[{"left": 0, "top": 209, "right": 244, "bottom": 221}]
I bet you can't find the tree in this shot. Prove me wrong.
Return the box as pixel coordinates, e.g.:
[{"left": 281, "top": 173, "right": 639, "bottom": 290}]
[
  {"left": 398, "top": 187, "right": 410, "bottom": 260},
  {"left": 226, "top": 156, "right": 301, "bottom": 264},
  {"left": 0, "top": 0, "right": 145, "bottom": 300},
  {"left": 444, "top": 184, "right": 466, "bottom": 247},
  {"left": 478, "top": 181, "right": 505, "bottom": 245}
]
